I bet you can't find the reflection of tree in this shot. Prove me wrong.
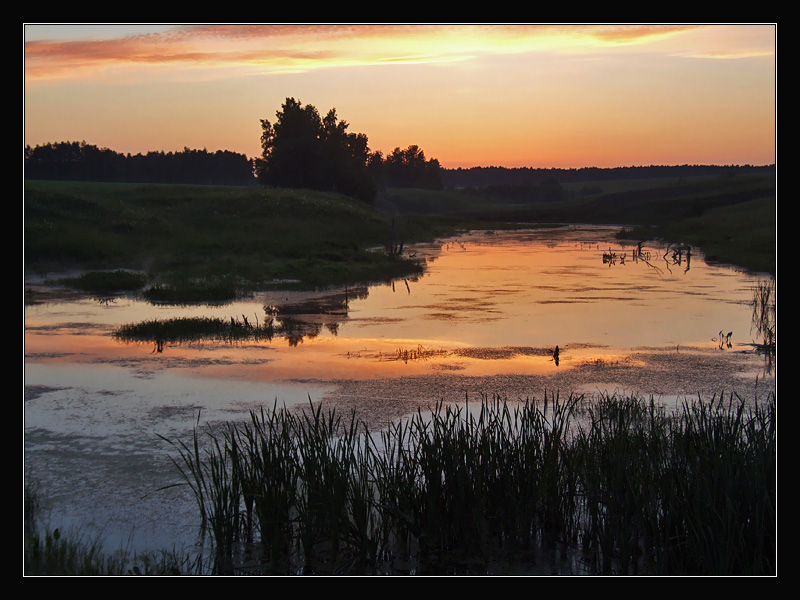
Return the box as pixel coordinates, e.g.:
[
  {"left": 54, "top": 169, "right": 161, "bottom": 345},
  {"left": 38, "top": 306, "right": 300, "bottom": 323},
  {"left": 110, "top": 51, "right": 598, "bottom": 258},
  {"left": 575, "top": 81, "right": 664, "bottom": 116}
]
[
  {"left": 114, "top": 286, "right": 369, "bottom": 352},
  {"left": 267, "top": 286, "right": 369, "bottom": 346},
  {"left": 280, "top": 317, "right": 323, "bottom": 347},
  {"left": 391, "top": 279, "right": 413, "bottom": 295}
]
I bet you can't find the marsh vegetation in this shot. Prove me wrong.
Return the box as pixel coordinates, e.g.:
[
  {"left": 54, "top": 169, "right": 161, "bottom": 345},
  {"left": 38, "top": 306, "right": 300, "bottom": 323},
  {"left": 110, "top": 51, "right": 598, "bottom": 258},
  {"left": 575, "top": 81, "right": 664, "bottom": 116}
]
[{"left": 159, "top": 393, "right": 775, "bottom": 575}]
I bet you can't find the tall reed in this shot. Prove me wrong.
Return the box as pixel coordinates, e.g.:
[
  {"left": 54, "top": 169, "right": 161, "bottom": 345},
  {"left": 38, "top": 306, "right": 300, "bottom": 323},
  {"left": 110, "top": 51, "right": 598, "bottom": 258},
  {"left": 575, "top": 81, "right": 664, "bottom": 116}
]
[{"left": 162, "top": 392, "right": 775, "bottom": 575}]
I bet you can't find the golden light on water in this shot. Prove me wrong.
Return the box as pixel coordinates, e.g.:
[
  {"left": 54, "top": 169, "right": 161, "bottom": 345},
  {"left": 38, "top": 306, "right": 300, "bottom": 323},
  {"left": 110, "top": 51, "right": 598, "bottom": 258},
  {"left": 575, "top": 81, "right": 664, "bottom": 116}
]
[{"left": 24, "top": 228, "right": 765, "bottom": 385}]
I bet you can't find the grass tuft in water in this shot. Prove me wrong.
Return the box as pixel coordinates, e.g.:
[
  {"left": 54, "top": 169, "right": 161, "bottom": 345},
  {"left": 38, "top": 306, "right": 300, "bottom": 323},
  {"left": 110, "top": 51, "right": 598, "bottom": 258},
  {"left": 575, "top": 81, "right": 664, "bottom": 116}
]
[
  {"left": 115, "top": 315, "right": 276, "bottom": 351},
  {"left": 56, "top": 269, "right": 148, "bottom": 293}
]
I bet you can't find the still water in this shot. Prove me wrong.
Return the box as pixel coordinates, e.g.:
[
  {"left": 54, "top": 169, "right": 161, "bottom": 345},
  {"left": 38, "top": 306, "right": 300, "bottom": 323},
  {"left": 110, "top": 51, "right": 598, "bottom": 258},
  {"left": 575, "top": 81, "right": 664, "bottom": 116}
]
[{"left": 23, "top": 226, "right": 775, "bottom": 556}]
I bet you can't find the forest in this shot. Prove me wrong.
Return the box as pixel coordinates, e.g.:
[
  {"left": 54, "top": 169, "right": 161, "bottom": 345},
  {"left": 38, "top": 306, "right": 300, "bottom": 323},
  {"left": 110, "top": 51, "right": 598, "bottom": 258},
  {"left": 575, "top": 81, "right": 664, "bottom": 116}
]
[{"left": 24, "top": 141, "right": 256, "bottom": 186}]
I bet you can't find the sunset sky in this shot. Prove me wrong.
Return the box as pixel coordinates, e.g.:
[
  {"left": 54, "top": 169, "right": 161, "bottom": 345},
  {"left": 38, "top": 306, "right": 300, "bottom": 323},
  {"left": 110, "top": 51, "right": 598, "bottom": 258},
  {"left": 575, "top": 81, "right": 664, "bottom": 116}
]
[{"left": 23, "top": 23, "right": 776, "bottom": 169}]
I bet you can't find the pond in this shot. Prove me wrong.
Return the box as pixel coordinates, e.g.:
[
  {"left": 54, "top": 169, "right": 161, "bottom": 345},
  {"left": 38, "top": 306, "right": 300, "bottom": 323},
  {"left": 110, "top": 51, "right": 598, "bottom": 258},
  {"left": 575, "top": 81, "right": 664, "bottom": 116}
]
[{"left": 23, "top": 225, "right": 775, "bottom": 563}]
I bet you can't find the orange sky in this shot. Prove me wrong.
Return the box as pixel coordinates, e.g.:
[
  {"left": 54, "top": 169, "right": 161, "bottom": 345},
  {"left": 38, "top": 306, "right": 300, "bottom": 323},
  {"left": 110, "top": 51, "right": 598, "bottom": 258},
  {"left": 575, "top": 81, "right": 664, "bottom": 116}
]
[{"left": 23, "top": 23, "right": 776, "bottom": 169}]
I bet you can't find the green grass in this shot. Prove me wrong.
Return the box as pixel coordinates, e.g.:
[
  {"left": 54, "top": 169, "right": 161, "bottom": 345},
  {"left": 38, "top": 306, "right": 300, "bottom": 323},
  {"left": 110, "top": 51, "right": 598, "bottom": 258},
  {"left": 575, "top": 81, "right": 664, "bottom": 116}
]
[
  {"left": 25, "top": 174, "right": 775, "bottom": 300},
  {"left": 647, "top": 195, "right": 775, "bottom": 274},
  {"left": 114, "top": 315, "right": 277, "bottom": 350},
  {"left": 159, "top": 393, "right": 775, "bottom": 575},
  {"left": 24, "top": 181, "right": 443, "bottom": 297}
]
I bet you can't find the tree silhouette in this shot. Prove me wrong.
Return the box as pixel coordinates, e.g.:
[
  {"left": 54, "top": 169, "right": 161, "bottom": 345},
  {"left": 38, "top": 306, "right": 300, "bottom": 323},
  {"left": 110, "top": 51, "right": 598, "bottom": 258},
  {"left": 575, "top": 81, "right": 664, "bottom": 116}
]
[
  {"left": 25, "top": 141, "right": 255, "bottom": 185},
  {"left": 370, "top": 145, "right": 443, "bottom": 190},
  {"left": 256, "top": 98, "right": 376, "bottom": 203}
]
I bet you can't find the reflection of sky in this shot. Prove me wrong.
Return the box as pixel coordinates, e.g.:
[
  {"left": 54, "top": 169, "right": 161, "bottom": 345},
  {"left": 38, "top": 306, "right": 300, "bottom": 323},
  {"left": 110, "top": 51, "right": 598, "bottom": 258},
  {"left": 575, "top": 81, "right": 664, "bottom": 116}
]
[
  {"left": 24, "top": 227, "right": 765, "bottom": 383},
  {"left": 342, "top": 228, "right": 758, "bottom": 350}
]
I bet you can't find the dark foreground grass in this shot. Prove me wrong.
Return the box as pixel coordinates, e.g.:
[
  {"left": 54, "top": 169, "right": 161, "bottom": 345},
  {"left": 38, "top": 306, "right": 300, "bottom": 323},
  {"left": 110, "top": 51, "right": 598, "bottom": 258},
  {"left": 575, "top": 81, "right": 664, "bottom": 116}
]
[{"left": 159, "top": 392, "right": 775, "bottom": 576}]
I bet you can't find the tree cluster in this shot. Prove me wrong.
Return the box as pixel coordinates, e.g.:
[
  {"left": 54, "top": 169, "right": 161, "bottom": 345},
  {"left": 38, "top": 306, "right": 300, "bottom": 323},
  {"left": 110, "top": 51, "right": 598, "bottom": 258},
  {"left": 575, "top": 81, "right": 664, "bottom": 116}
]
[
  {"left": 442, "top": 164, "right": 775, "bottom": 189},
  {"left": 256, "top": 98, "right": 443, "bottom": 204},
  {"left": 461, "top": 177, "right": 566, "bottom": 204},
  {"left": 255, "top": 99, "right": 375, "bottom": 203},
  {"left": 368, "top": 145, "right": 443, "bottom": 191},
  {"left": 25, "top": 141, "right": 256, "bottom": 185}
]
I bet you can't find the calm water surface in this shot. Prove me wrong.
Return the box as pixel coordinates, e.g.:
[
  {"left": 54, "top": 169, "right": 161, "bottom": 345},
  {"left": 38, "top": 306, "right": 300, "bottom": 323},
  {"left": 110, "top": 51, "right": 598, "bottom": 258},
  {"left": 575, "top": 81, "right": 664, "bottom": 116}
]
[{"left": 23, "top": 226, "right": 775, "bottom": 558}]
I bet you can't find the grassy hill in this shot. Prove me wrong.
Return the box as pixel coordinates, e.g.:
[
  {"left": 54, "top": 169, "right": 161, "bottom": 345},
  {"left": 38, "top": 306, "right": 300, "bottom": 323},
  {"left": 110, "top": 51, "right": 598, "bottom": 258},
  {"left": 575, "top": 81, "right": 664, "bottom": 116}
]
[
  {"left": 24, "top": 181, "right": 457, "bottom": 301},
  {"left": 24, "top": 173, "right": 775, "bottom": 303}
]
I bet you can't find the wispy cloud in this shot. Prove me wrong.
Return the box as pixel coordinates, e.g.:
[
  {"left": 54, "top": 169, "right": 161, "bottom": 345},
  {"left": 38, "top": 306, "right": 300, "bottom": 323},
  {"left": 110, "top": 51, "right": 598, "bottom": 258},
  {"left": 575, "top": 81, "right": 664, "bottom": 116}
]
[{"left": 25, "top": 23, "right": 721, "bottom": 82}]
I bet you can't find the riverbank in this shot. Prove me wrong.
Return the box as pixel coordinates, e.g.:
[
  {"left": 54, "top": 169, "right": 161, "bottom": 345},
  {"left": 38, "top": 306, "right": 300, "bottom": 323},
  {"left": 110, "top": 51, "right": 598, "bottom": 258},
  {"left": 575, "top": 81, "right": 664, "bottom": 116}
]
[{"left": 25, "top": 174, "right": 775, "bottom": 305}]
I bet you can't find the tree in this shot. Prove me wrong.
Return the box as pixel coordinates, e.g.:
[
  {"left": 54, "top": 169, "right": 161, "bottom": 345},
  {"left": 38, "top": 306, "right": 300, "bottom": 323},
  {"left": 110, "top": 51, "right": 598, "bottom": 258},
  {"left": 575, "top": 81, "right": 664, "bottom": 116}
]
[
  {"left": 377, "top": 145, "right": 443, "bottom": 190},
  {"left": 256, "top": 98, "right": 376, "bottom": 203},
  {"left": 24, "top": 141, "right": 254, "bottom": 185}
]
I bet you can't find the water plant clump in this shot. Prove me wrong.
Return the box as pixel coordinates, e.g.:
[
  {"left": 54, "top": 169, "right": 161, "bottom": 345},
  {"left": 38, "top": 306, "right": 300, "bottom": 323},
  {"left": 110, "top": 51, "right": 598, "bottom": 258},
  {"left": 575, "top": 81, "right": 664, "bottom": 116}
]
[
  {"left": 751, "top": 278, "right": 776, "bottom": 354},
  {"left": 160, "top": 392, "right": 775, "bottom": 575},
  {"left": 114, "top": 315, "right": 276, "bottom": 351}
]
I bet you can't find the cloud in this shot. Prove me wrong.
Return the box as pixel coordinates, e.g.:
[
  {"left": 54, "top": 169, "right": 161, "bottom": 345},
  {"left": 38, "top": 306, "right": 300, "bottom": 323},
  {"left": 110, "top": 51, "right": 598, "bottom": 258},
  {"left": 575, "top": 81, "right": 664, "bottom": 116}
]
[{"left": 24, "top": 23, "right": 770, "bottom": 83}]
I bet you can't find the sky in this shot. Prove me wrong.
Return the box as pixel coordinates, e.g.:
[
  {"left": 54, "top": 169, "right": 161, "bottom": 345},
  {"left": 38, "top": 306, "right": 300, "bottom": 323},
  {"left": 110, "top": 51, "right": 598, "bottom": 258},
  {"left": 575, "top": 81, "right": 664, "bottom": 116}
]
[{"left": 23, "top": 23, "right": 776, "bottom": 169}]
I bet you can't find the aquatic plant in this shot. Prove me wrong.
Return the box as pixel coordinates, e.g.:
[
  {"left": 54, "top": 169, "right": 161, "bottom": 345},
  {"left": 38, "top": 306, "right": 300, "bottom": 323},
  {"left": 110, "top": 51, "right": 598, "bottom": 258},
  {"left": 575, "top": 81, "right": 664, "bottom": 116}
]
[
  {"left": 751, "top": 278, "right": 776, "bottom": 353},
  {"left": 56, "top": 269, "right": 148, "bottom": 293},
  {"left": 114, "top": 315, "right": 276, "bottom": 351},
  {"left": 161, "top": 392, "right": 775, "bottom": 575}
]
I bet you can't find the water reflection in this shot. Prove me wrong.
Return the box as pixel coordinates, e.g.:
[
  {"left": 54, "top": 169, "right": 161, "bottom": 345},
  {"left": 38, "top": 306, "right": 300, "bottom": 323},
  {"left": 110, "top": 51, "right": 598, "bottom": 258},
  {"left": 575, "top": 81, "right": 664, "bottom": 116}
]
[
  {"left": 114, "top": 287, "right": 372, "bottom": 351},
  {"left": 24, "top": 226, "right": 775, "bottom": 559},
  {"left": 265, "top": 286, "right": 369, "bottom": 347},
  {"left": 74, "top": 227, "right": 773, "bottom": 377},
  {"left": 663, "top": 242, "right": 692, "bottom": 274}
]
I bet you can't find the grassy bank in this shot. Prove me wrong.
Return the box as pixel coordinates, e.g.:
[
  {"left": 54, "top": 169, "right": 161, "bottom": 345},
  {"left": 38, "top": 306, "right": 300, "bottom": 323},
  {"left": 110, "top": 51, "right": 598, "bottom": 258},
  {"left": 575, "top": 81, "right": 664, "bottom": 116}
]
[
  {"left": 379, "top": 173, "right": 776, "bottom": 275},
  {"left": 158, "top": 393, "right": 775, "bottom": 575},
  {"left": 25, "top": 173, "right": 775, "bottom": 301},
  {"left": 616, "top": 195, "right": 776, "bottom": 275},
  {"left": 24, "top": 181, "right": 455, "bottom": 300}
]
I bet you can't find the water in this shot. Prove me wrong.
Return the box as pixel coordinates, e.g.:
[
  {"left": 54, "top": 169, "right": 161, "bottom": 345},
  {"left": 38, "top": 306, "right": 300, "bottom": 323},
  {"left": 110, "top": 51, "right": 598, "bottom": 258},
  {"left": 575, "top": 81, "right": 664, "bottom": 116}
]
[{"left": 23, "top": 225, "right": 775, "bottom": 558}]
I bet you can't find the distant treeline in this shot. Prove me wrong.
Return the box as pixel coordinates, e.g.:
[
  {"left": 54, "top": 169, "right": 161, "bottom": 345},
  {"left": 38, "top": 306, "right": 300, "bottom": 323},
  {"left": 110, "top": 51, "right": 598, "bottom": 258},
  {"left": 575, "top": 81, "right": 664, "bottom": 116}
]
[
  {"left": 442, "top": 164, "right": 776, "bottom": 189},
  {"left": 24, "top": 141, "right": 257, "bottom": 186},
  {"left": 25, "top": 140, "right": 775, "bottom": 192}
]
